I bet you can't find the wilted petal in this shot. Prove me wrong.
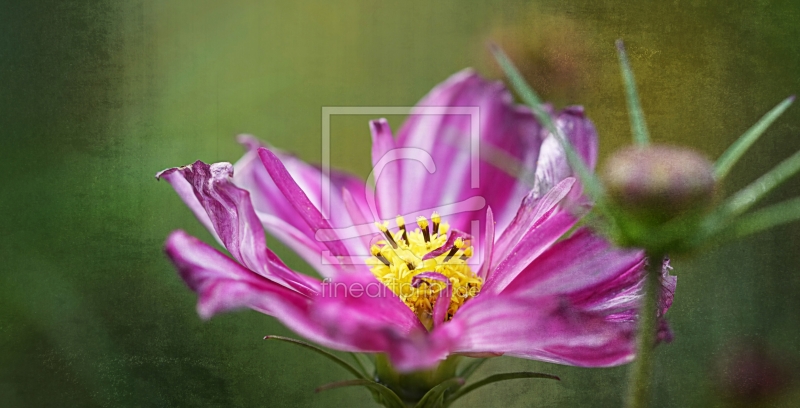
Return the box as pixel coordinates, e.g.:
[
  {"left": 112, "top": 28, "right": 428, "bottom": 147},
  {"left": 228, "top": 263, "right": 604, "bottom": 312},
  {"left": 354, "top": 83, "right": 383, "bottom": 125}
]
[
  {"left": 422, "top": 229, "right": 473, "bottom": 261},
  {"left": 563, "top": 252, "right": 677, "bottom": 345},
  {"left": 157, "top": 161, "right": 294, "bottom": 284},
  {"left": 156, "top": 165, "right": 220, "bottom": 244}
]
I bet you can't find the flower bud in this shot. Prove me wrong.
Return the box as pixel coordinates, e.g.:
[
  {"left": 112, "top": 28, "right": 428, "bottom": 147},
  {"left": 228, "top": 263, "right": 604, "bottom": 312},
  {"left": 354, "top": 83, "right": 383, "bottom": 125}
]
[
  {"left": 603, "top": 145, "right": 716, "bottom": 224},
  {"left": 711, "top": 340, "right": 790, "bottom": 403}
]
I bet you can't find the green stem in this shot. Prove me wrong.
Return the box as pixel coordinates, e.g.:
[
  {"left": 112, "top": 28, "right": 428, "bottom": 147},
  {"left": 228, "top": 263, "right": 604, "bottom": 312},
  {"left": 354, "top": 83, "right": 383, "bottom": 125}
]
[
  {"left": 730, "top": 196, "right": 800, "bottom": 238},
  {"left": 616, "top": 39, "right": 651, "bottom": 146},
  {"left": 624, "top": 253, "right": 662, "bottom": 408},
  {"left": 714, "top": 95, "right": 794, "bottom": 180}
]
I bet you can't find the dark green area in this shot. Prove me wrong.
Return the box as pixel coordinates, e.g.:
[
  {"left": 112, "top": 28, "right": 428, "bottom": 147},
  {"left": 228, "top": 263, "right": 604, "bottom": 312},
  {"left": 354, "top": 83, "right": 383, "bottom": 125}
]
[{"left": 1, "top": 1, "right": 799, "bottom": 406}]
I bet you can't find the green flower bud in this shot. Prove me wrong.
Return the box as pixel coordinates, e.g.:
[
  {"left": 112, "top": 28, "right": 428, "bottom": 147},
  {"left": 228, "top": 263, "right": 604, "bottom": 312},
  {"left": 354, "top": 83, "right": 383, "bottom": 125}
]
[
  {"left": 601, "top": 145, "right": 717, "bottom": 253},
  {"left": 603, "top": 145, "right": 716, "bottom": 224}
]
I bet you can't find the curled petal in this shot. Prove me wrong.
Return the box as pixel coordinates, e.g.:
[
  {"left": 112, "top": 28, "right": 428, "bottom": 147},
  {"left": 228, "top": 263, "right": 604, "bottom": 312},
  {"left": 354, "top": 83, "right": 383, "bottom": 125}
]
[
  {"left": 422, "top": 229, "right": 473, "bottom": 261},
  {"left": 411, "top": 272, "right": 452, "bottom": 327}
]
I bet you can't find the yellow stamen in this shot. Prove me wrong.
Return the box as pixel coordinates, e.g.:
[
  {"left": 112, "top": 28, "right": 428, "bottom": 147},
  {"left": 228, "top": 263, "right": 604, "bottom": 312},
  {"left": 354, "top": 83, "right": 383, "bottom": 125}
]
[
  {"left": 367, "top": 214, "right": 483, "bottom": 330},
  {"left": 431, "top": 212, "right": 441, "bottom": 235},
  {"left": 396, "top": 215, "right": 408, "bottom": 243}
]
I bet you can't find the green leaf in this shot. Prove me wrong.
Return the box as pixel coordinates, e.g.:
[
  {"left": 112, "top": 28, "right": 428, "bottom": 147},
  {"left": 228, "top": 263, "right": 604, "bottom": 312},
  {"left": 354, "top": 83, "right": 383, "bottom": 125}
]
[
  {"left": 615, "top": 39, "right": 650, "bottom": 145},
  {"left": 728, "top": 196, "right": 800, "bottom": 238},
  {"left": 489, "top": 43, "right": 607, "bottom": 206},
  {"left": 415, "top": 378, "right": 465, "bottom": 408},
  {"left": 444, "top": 371, "right": 560, "bottom": 406},
  {"left": 263, "top": 335, "right": 365, "bottom": 379},
  {"left": 315, "top": 379, "right": 406, "bottom": 408},
  {"left": 714, "top": 95, "right": 795, "bottom": 180},
  {"left": 720, "top": 148, "right": 800, "bottom": 219}
]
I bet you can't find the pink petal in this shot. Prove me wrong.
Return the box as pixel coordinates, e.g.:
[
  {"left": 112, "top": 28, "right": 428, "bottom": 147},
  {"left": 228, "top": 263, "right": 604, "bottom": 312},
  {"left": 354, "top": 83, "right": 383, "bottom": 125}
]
[
  {"left": 453, "top": 230, "right": 677, "bottom": 367},
  {"left": 310, "top": 275, "right": 455, "bottom": 371},
  {"left": 446, "top": 295, "right": 636, "bottom": 367},
  {"left": 477, "top": 207, "right": 495, "bottom": 280},
  {"left": 502, "top": 228, "right": 644, "bottom": 298},
  {"left": 394, "top": 69, "right": 544, "bottom": 233},
  {"left": 370, "top": 119, "right": 402, "bottom": 220},
  {"left": 257, "top": 147, "right": 354, "bottom": 264},
  {"left": 166, "top": 231, "right": 451, "bottom": 363},
  {"left": 234, "top": 136, "right": 370, "bottom": 272},
  {"left": 533, "top": 107, "right": 598, "bottom": 201},
  {"left": 491, "top": 177, "right": 576, "bottom": 264},
  {"left": 165, "top": 230, "right": 319, "bottom": 315},
  {"left": 256, "top": 213, "right": 345, "bottom": 278},
  {"left": 483, "top": 178, "right": 577, "bottom": 294},
  {"left": 564, "top": 256, "right": 676, "bottom": 344},
  {"left": 341, "top": 187, "right": 376, "bottom": 251}
]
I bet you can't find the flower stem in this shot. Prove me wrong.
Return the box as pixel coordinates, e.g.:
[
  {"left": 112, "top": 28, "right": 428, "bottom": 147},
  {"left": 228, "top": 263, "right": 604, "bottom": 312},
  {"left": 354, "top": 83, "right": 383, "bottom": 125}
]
[{"left": 624, "top": 253, "right": 662, "bottom": 408}]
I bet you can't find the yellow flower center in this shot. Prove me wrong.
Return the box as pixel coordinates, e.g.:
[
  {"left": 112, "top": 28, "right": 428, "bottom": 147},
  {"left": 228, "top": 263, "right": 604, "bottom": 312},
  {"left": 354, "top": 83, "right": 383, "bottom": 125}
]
[{"left": 367, "top": 213, "right": 483, "bottom": 330}]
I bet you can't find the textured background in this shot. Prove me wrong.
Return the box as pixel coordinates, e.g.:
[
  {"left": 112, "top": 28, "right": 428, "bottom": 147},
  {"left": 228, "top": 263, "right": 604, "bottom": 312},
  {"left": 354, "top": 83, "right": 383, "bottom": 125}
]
[{"left": 2, "top": 1, "right": 799, "bottom": 406}]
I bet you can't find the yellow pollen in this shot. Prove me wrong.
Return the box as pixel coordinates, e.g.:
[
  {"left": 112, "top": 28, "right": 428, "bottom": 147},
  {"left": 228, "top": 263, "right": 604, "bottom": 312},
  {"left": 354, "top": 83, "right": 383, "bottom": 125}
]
[{"left": 366, "top": 213, "right": 483, "bottom": 330}]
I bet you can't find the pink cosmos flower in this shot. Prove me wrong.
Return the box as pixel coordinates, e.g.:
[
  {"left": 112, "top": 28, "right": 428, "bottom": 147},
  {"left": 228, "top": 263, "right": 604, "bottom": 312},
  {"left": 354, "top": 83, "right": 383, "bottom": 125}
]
[{"left": 158, "top": 70, "right": 676, "bottom": 373}]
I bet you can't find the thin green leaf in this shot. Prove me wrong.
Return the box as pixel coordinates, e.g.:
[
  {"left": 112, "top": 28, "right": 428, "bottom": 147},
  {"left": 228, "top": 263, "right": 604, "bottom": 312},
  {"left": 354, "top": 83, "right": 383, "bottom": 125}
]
[
  {"left": 714, "top": 95, "right": 795, "bottom": 180},
  {"left": 615, "top": 39, "right": 650, "bottom": 145},
  {"left": 445, "top": 371, "right": 559, "bottom": 406},
  {"left": 489, "top": 43, "right": 606, "bottom": 206},
  {"left": 315, "top": 379, "right": 406, "bottom": 408},
  {"left": 415, "top": 378, "right": 465, "bottom": 408},
  {"left": 350, "top": 353, "right": 373, "bottom": 378},
  {"left": 720, "top": 148, "right": 800, "bottom": 219},
  {"left": 263, "top": 335, "right": 365, "bottom": 379},
  {"left": 729, "top": 196, "right": 800, "bottom": 238},
  {"left": 456, "top": 358, "right": 487, "bottom": 381}
]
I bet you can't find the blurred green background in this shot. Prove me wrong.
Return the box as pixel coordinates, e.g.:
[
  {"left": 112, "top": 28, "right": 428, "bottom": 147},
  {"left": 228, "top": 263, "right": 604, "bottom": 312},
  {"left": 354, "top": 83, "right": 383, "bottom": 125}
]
[{"left": 2, "top": 1, "right": 799, "bottom": 406}]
